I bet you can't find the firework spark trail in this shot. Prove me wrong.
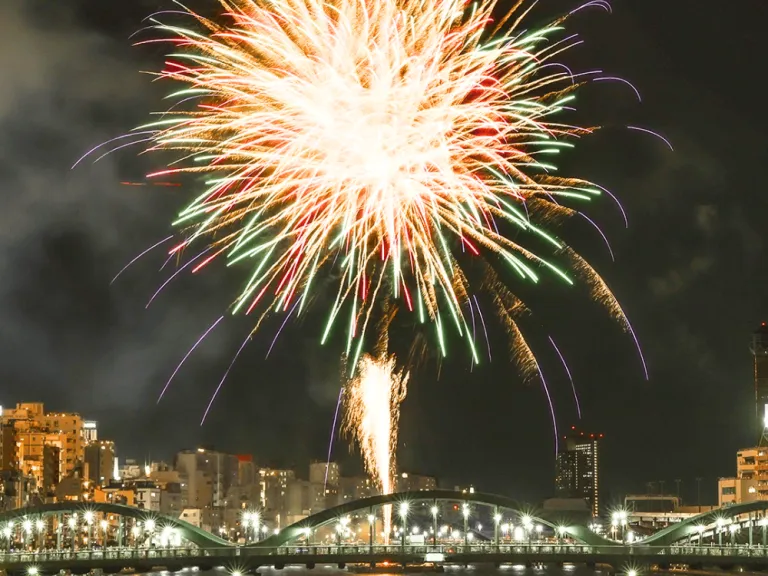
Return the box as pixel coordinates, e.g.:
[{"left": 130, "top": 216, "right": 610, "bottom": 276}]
[
  {"left": 548, "top": 335, "right": 581, "bottom": 419},
  {"left": 324, "top": 387, "right": 344, "bottom": 492},
  {"left": 266, "top": 300, "right": 300, "bottom": 358},
  {"left": 201, "top": 330, "right": 253, "bottom": 424},
  {"left": 628, "top": 126, "right": 675, "bottom": 151},
  {"left": 72, "top": 131, "right": 157, "bottom": 169},
  {"left": 343, "top": 354, "right": 408, "bottom": 540},
  {"left": 531, "top": 356, "right": 559, "bottom": 455},
  {"left": 473, "top": 295, "right": 492, "bottom": 362},
  {"left": 578, "top": 213, "right": 615, "bottom": 261},
  {"left": 146, "top": 247, "right": 213, "bottom": 308},
  {"left": 132, "top": 0, "right": 649, "bottom": 374},
  {"left": 567, "top": 248, "right": 649, "bottom": 380},
  {"left": 593, "top": 76, "right": 642, "bottom": 102},
  {"left": 159, "top": 315, "right": 224, "bottom": 402},
  {"left": 110, "top": 235, "right": 173, "bottom": 285}
]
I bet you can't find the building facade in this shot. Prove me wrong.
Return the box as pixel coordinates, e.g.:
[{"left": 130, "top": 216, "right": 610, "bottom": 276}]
[
  {"left": 175, "top": 448, "right": 239, "bottom": 511},
  {"left": 396, "top": 472, "right": 437, "bottom": 492},
  {"left": 309, "top": 461, "right": 339, "bottom": 486},
  {"left": 718, "top": 447, "right": 768, "bottom": 505},
  {"left": 1, "top": 403, "right": 84, "bottom": 477},
  {"left": 84, "top": 441, "right": 115, "bottom": 487},
  {"left": 555, "top": 426, "right": 601, "bottom": 517}
]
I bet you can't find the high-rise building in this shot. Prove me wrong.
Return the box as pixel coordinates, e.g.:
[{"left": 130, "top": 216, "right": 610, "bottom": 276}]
[
  {"left": 82, "top": 421, "right": 98, "bottom": 444},
  {"left": 752, "top": 324, "right": 768, "bottom": 444},
  {"left": 84, "top": 441, "right": 116, "bottom": 487},
  {"left": 0, "top": 419, "right": 65, "bottom": 496},
  {"left": 1, "top": 403, "right": 84, "bottom": 477},
  {"left": 555, "top": 426, "right": 602, "bottom": 517},
  {"left": 259, "top": 468, "right": 295, "bottom": 520},
  {"left": 175, "top": 447, "right": 239, "bottom": 510},
  {"left": 309, "top": 461, "right": 339, "bottom": 486},
  {"left": 396, "top": 472, "right": 437, "bottom": 492},
  {"left": 237, "top": 454, "right": 258, "bottom": 486}
]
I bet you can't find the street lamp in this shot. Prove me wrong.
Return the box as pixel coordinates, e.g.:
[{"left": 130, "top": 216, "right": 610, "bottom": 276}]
[
  {"left": 3, "top": 525, "right": 12, "bottom": 553},
  {"left": 100, "top": 520, "right": 108, "bottom": 548},
  {"left": 431, "top": 506, "right": 439, "bottom": 547},
  {"left": 242, "top": 513, "right": 251, "bottom": 543},
  {"left": 67, "top": 517, "right": 77, "bottom": 551},
  {"left": 462, "top": 504, "right": 470, "bottom": 547},
  {"left": 22, "top": 520, "right": 32, "bottom": 550},
  {"left": 399, "top": 503, "right": 409, "bottom": 549},
  {"left": 716, "top": 518, "right": 725, "bottom": 547},
  {"left": 34, "top": 519, "right": 45, "bottom": 551},
  {"left": 522, "top": 515, "right": 533, "bottom": 546},
  {"left": 367, "top": 514, "right": 375, "bottom": 550},
  {"left": 729, "top": 524, "right": 739, "bottom": 546},
  {"left": 696, "top": 524, "right": 706, "bottom": 548},
  {"left": 145, "top": 519, "right": 156, "bottom": 548},
  {"left": 84, "top": 512, "right": 94, "bottom": 551}
]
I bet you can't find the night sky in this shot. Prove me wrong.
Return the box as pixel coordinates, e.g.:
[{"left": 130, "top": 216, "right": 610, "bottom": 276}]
[{"left": 1, "top": 0, "right": 766, "bottom": 508}]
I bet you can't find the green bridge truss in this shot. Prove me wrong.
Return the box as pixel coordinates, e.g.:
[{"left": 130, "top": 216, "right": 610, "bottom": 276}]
[
  {"left": 0, "top": 502, "right": 231, "bottom": 548},
  {"left": 258, "top": 489, "right": 614, "bottom": 547}
]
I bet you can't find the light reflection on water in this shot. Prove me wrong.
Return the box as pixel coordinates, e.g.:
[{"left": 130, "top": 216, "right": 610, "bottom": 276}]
[{"left": 127, "top": 567, "right": 617, "bottom": 576}]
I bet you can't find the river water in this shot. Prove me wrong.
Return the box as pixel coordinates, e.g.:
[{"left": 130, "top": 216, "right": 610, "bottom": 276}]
[
  {"left": 189, "top": 566, "right": 616, "bottom": 576},
  {"left": 113, "top": 565, "right": 758, "bottom": 576}
]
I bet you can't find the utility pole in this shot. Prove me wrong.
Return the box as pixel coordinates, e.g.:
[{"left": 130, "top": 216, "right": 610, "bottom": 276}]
[
  {"left": 659, "top": 480, "right": 666, "bottom": 495},
  {"left": 696, "top": 477, "right": 703, "bottom": 512},
  {"left": 675, "top": 479, "right": 682, "bottom": 502}
]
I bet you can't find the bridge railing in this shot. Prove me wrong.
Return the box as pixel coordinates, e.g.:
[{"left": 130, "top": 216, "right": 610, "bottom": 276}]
[
  {"left": 5, "top": 543, "right": 768, "bottom": 564},
  {"left": 272, "top": 543, "right": 768, "bottom": 556},
  {"left": 0, "top": 547, "right": 227, "bottom": 564}
]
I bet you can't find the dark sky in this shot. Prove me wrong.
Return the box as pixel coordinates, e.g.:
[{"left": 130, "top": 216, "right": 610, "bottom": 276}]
[{"left": 1, "top": 0, "right": 766, "bottom": 508}]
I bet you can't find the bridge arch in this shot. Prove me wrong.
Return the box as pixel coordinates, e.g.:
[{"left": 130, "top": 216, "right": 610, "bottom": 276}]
[
  {"left": 0, "top": 502, "right": 232, "bottom": 548},
  {"left": 259, "top": 490, "right": 613, "bottom": 547},
  {"left": 642, "top": 501, "right": 768, "bottom": 546}
]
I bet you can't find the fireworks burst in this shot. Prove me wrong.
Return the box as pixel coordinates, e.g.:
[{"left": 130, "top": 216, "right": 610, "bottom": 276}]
[
  {"left": 343, "top": 353, "right": 408, "bottom": 539},
  {"left": 133, "top": 0, "right": 646, "bottom": 374}
]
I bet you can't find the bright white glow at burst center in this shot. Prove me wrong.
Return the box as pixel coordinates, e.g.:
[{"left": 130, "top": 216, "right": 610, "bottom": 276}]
[{"left": 315, "top": 84, "right": 452, "bottom": 207}]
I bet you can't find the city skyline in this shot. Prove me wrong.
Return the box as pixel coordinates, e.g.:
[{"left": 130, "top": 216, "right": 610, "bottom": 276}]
[{"left": 0, "top": 0, "right": 766, "bottom": 508}]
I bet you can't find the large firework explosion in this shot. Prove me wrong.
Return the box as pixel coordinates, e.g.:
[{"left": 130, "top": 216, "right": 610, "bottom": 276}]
[{"left": 132, "top": 0, "right": 645, "bottom": 379}]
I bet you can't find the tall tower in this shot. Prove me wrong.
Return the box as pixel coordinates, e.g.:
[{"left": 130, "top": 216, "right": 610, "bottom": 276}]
[
  {"left": 752, "top": 323, "right": 768, "bottom": 445},
  {"left": 555, "top": 426, "right": 602, "bottom": 517}
]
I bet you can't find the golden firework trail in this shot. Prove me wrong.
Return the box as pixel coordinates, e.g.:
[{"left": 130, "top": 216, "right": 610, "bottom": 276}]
[
  {"left": 133, "top": 0, "right": 648, "bottom": 380},
  {"left": 343, "top": 353, "right": 408, "bottom": 540}
]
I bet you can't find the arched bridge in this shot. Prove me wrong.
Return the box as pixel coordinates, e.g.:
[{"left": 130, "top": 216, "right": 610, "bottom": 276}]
[
  {"left": 642, "top": 500, "right": 768, "bottom": 547},
  {"left": 0, "top": 501, "right": 230, "bottom": 548},
  {"left": 5, "top": 494, "right": 768, "bottom": 574},
  {"left": 259, "top": 489, "right": 614, "bottom": 547}
]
